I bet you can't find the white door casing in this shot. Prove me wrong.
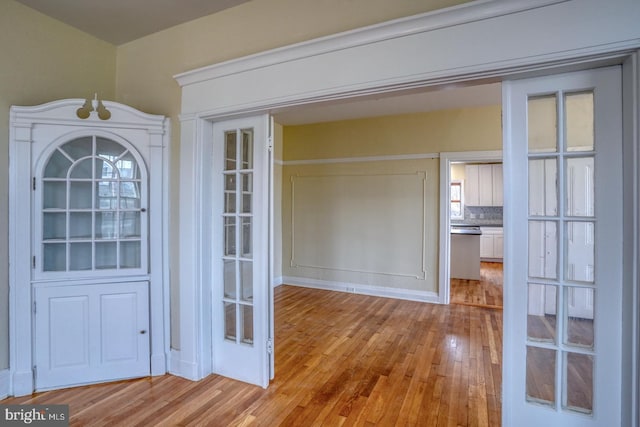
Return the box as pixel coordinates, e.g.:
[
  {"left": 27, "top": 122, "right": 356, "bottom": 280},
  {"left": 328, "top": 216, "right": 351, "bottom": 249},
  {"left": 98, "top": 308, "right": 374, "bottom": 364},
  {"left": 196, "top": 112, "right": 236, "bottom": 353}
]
[
  {"left": 9, "top": 99, "right": 170, "bottom": 396},
  {"left": 438, "top": 151, "right": 502, "bottom": 305},
  {"left": 503, "top": 67, "right": 623, "bottom": 425}
]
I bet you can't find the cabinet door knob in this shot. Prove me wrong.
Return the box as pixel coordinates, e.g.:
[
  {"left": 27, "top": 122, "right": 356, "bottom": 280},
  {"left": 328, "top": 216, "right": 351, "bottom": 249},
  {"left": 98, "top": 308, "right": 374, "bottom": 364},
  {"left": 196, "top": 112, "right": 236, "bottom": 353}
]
[{"left": 140, "top": 330, "right": 147, "bottom": 334}]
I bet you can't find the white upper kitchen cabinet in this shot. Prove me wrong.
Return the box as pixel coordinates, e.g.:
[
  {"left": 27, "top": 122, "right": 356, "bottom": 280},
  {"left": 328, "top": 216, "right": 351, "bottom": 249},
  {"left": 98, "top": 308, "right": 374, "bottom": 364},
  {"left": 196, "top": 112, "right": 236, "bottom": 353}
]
[
  {"left": 491, "top": 164, "right": 503, "bottom": 206},
  {"left": 465, "top": 164, "right": 480, "bottom": 206},
  {"left": 465, "top": 163, "right": 503, "bottom": 206}
]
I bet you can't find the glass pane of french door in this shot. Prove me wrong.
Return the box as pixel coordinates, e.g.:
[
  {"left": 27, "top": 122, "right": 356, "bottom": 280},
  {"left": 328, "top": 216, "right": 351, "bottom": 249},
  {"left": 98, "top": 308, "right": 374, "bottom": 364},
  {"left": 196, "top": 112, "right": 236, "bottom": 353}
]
[
  {"left": 212, "top": 116, "right": 270, "bottom": 388},
  {"left": 223, "top": 128, "right": 255, "bottom": 345},
  {"left": 503, "top": 67, "right": 622, "bottom": 426}
]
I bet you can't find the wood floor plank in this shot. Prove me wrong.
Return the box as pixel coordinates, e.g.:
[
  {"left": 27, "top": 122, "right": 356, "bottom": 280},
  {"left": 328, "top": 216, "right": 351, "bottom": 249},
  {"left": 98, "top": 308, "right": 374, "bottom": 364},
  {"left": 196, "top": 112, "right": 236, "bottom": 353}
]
[
  {"left": 2, "top": 285, "right": 503, "bottom": 426},
  {"left": 451, "top": 262, "right": 503, "bottom": 309}
]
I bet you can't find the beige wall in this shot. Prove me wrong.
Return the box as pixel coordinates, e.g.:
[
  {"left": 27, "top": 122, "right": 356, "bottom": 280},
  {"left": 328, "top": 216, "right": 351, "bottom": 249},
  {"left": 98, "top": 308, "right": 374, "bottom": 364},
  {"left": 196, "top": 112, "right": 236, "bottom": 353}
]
[
  {"left": 451, "top": 163, "right": 466, "bottom": 181},
  {"left": 0, "top": 0, "right": 116, "bottom": 371},
  {"left": 281, "top": 106, "right": 501, "bottom": 294},
  {"left": 283, "top": 106, "right": 502, "bottom": 161}
]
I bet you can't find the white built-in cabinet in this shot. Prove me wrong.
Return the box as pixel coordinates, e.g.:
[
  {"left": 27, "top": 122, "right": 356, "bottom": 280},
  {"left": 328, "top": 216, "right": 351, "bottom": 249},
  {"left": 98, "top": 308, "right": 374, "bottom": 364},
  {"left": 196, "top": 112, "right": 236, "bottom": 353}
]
[
  {"left": 465, "top": 163, "right": 503, "bottom": 206},
  {"left": 9, "top": 99, "right": 169, "bottom": 395},
  {"left": 480, "top": 227, "right": 504, "bottom": 261}
]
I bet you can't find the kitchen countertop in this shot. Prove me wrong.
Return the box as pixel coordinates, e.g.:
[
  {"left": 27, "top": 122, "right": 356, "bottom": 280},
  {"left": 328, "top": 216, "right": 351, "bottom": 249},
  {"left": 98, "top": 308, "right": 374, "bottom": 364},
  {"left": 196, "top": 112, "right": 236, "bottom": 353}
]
[
  {"left": 450, "top": 226, "right": 482, "bottom": 235},
  {"left": 451, "top": 220, "right": 503, "bottom": 227}
]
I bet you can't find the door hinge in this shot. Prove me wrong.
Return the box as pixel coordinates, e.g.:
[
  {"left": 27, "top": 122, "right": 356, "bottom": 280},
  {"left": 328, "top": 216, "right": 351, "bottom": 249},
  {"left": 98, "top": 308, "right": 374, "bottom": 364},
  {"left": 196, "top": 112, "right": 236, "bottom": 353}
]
[
  {"left": 33, "top": 366, "right": 37, "bottom": 382},
  {"left": 266, "top": 338, "right": 273, "bottom": 354},
  {"left": 32, "top": 177, "right": 36, "bottom": 191},
  {"left": 33, "top": 301, "right": 36, "bottom": 314},
  {"left": 267, "top": 136, "right": 273, "bottom": 151},
  {"left": 32, "top": 256, "right": 36, "bottom": 269}
]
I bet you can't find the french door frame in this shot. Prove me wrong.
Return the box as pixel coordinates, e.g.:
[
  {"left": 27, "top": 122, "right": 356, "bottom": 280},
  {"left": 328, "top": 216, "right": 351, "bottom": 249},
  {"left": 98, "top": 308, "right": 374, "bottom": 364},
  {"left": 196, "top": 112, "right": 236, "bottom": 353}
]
[
  {"left": 502, "top": 66, "right": 626, "bottom": 425},
  {"left": 176, "top": 113, "right": 273, "bottom": 386}
]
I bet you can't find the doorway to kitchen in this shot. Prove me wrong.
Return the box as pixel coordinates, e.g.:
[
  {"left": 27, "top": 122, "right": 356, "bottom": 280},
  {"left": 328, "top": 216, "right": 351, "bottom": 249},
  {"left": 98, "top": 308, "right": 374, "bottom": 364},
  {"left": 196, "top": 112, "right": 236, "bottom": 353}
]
[{"left": 438, "top": 151, "right": 502, "bottom": 308}]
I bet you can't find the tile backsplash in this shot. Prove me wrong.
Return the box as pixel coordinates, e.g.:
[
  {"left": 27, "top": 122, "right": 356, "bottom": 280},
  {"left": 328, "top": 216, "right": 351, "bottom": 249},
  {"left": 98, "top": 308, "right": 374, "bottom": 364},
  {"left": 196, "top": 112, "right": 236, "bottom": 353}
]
[
  {"left": 451, "top": 206, "right": 503, "bottom": 226},
  {"left": 465, "top": 206, "right": 503, "bottom": 221}
]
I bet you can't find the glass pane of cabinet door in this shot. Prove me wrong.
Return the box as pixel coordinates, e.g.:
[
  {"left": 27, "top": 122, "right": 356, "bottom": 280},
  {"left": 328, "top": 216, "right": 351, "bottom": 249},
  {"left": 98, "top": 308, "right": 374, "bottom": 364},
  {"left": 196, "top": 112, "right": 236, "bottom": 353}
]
[{"left": 40, "top": 136, "right": 146, "bottom": 274}]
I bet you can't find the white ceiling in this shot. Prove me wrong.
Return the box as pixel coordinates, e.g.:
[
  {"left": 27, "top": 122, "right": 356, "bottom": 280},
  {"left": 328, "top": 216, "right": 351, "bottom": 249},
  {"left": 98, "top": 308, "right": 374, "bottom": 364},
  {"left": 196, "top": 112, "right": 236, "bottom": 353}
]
[
  {"left": 15, "top": 0, "right": 502, "bottom": 124},
  {"left": 272, "top": 82, "right": 502, "bottom": 125},
  {"left": 14, "top": 0, "right": 250, "bottom": 45}
]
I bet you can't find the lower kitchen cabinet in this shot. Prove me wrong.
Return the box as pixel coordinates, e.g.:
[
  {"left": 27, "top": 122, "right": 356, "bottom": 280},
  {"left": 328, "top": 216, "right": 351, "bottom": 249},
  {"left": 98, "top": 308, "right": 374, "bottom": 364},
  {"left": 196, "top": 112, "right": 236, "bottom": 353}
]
[{"left": 480, "top": 227, "right": 503, "bottom": 261}]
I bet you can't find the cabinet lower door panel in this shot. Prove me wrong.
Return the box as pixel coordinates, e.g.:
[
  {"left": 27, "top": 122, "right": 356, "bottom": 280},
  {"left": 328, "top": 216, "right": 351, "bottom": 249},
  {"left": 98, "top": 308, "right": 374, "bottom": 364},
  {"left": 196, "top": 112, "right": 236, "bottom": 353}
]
[{"left": 34, "top": 282, "right": 150, "bottom": 390}]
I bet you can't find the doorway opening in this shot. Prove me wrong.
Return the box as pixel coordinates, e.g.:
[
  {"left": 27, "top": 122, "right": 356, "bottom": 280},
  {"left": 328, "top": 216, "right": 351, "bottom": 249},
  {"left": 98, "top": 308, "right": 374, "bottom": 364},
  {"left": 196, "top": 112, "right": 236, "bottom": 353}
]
[
  {"left": 271, "top": 81, "right": 505, "bottom": 424},
  {"left": 438, "top": 150, "right": 502, "bottom": 306},
  {"left": 448, "top": 160, "right": 504, "bottom": 310}
]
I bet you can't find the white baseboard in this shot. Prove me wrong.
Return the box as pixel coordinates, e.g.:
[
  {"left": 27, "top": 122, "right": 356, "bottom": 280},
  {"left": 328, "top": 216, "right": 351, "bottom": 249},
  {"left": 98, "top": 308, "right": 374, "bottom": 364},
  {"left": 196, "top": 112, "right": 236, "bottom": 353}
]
[
  {"left": 273, "top": 276, "right": 284, "bottom": 287},
  {"left": 281, "top": 276, "right": 440, "bottom": 303},
  {"left": 168, "top": 349, "right": 200, "bottom": 381},
  {"left": 0, "top": 369, "right": 9, "bottom": 400},
  {"left": 11, "top": 370, "right": 33, "bottom": 397},
  {"left": 150, "top": 352, "right": 167, "bottom": 376}
]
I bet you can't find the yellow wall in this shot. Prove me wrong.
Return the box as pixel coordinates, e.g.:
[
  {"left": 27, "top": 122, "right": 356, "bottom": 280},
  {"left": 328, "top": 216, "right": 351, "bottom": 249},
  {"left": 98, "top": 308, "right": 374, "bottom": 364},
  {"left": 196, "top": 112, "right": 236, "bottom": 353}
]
[
  {"left": 0, "top": 0, "right": 116, "bottom": 370},
  {"left": 281, "top": 106, "right": 501, "bottom": 294},
  {"left": 283, "top": 106, "right": 502, "bottom": 161}
]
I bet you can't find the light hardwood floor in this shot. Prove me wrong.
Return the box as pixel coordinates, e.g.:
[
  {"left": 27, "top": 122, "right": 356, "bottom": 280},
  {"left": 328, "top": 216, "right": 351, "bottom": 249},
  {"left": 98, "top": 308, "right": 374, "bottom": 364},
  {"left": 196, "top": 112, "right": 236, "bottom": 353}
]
[
  {"left": 3, "top": 285, "right": 503, "bottom": 426},
  {"left": 451, "top": 262, "right": 503, "bottom": 309}
]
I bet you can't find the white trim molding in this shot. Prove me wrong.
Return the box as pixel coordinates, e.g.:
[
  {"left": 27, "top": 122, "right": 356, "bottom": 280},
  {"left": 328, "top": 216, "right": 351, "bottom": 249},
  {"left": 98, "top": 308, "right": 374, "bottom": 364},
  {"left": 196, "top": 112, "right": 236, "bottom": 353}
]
[
  {"left": 282, "top": 153, "right": 439, "bottom": 166},
  {"left": 168, "top": 349, "right": 200, "bottom": 381},
  {"left": 0, "top": 369, "right": 9, "bottom": 400},
  {"left": 174, "top": 0, "right": 639, "bottom": 119},
  {"left": 289, "top": 172, "right": 428, "bottom": 280},
  {"left": 281, "top": 277, "right": 439, "bottom": 304},
  {"left": 174, "top": 0, "right": 570, "bottom": 87},
  {"left": 438, "top": 151, "right": 502, "bottom": 304},
  {"left": 622, "top": 51, "right": 640, "bottom": 427}
]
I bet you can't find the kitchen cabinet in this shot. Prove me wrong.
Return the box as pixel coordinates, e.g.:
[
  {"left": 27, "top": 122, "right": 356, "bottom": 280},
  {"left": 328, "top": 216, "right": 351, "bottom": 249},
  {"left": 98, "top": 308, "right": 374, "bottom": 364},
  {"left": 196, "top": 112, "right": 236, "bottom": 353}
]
[
  {"left": 480, "top": 227, "right": 503, "bottom": 261},
  {"left": 465, "top": 164, "right": 503, "bottom": 206},
  {"left": 464, "top": 165, "right": 479, "bottom": 206},
  {"left": 491, "top": 164, "right": 503, "bottom": 206}
]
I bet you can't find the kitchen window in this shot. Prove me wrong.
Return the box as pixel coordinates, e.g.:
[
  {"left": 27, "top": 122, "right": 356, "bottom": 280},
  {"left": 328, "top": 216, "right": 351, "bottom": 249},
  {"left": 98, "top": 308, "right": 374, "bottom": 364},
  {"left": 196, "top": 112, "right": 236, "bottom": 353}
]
[{"left": 451, "top": 180, "right": 464, "bottom": 219}]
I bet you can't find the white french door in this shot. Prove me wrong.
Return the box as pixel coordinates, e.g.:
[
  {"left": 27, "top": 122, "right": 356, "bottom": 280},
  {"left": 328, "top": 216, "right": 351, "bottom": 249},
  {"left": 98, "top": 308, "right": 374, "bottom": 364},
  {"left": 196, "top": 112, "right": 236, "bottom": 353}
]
[
  {"left": 211, "top": 115, "right": 272, "bottom": 388},
  {"left": 503, "top": 67, "right": 623, "bottom": 426}
]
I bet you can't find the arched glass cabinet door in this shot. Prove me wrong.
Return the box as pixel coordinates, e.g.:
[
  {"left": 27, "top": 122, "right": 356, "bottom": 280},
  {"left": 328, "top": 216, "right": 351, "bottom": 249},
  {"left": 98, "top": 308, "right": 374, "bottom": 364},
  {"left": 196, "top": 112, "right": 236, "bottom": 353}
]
[{"left": 40, "top": 136, "right": 147, "bottom": 274}]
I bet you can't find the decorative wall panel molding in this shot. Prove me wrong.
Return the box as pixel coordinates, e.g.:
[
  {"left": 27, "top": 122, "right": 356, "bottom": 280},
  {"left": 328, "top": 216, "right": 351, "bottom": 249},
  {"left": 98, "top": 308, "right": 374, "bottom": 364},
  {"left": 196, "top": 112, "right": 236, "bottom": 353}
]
[
  {"left": 290, "top": 172, "right": 427, "bottom": 279},
  {"left": 283, "top": 152, "right": 439, "bottom": 166}
]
